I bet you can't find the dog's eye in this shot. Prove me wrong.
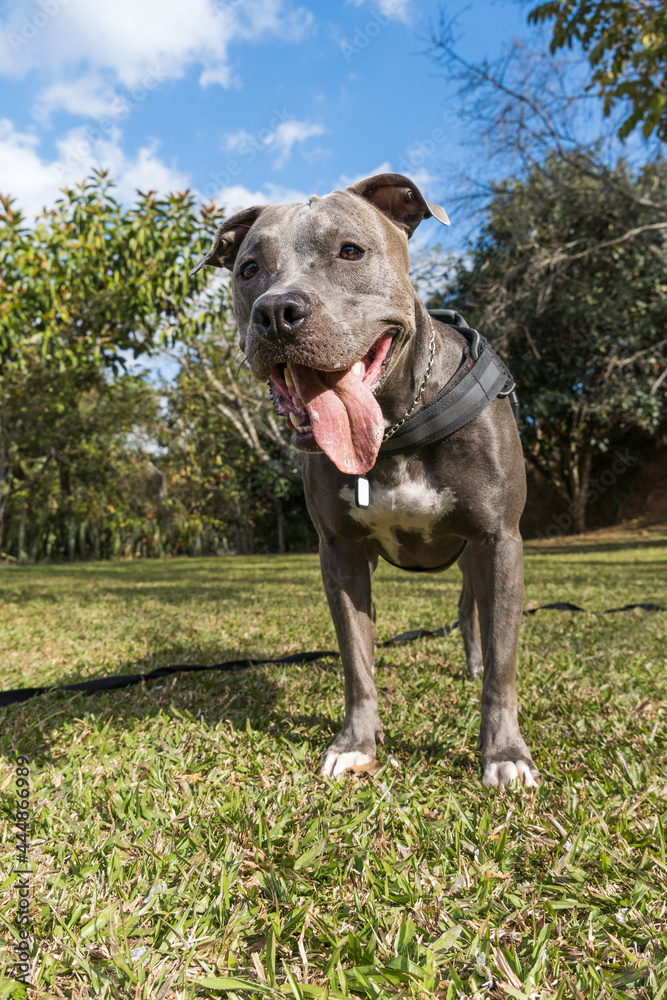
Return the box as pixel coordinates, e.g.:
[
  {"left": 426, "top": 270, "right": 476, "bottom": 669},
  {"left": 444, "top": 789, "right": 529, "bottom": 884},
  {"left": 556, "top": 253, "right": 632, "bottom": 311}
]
[
  {"left": 240, "top": 261, "right": 258, "bottom": 279},
  {"left": 339, "top": 244, "right": 364, "bottom": 261}
]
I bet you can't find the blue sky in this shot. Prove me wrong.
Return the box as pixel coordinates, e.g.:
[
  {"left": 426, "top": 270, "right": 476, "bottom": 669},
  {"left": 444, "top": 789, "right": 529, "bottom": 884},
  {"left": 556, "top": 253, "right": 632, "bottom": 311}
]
[{"left": 0, "top": 0, "right": 534, "bottom": 248}]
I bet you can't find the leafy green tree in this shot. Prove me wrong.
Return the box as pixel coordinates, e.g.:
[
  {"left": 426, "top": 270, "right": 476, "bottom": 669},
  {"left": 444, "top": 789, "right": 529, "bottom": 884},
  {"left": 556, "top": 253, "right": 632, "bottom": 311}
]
[
  {"left": 0, "top": 355, "right": 163, "bottom": 559},
  {"left": 0, "top": 170, "right": 222, "bottom": 366},
  {"left": 0, "top": 171, "right": 222, "bottom": 540},
  {"left": 0, "top": 171, "right": 312, "bottom": 559},
  {"left": 443, "top": 152, "right": 667, "bottom": 531},
  {"left": 528, "top": 0, "right": 667, "bottom": 140}
]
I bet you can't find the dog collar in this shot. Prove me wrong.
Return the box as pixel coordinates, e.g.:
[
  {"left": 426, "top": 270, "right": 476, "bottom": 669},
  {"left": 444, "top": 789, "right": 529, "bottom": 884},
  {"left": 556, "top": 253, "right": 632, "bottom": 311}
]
[
  {"left": 382, "top": 315, "right": 436, "bottom": 444},
  {"left": 353, "top": 310, "right": 518, "bottom": 510},
  {"left": 378, "top": 310, "right": 518, "bottom": 457}
]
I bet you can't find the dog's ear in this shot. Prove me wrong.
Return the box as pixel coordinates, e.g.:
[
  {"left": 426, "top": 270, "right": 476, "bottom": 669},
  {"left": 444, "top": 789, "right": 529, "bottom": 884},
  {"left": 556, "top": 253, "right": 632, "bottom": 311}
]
[
  {"left": 347, "top": 173, "right": 450, "bottom": 237},
  {"left": 190, "top": 206, "right": 266, "bottom": 275}
]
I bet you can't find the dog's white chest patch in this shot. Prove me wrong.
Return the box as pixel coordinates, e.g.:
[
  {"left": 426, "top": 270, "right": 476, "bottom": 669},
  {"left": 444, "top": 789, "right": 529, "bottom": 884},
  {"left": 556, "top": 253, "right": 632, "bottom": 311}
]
[{"left": 339, "top": 468, "right": 456, "bottom": 564}]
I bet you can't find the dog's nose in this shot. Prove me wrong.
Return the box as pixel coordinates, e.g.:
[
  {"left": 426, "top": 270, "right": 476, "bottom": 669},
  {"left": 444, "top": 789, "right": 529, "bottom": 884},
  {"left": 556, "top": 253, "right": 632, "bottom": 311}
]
[{"left": 251, "top": 292, "right": 311, "bottom": 342}]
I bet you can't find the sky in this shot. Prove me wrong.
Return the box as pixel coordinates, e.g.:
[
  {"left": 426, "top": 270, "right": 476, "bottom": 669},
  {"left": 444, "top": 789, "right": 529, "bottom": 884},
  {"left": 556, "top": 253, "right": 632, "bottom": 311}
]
[{"left": 0, "top": 0, "right": 534, "bottom": 247}]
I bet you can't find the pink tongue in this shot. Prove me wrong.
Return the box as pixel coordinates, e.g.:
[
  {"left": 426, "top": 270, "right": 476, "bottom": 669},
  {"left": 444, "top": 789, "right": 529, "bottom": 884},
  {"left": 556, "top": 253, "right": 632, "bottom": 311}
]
[{"left": 290, "top": 364, "right": 384, "bottom": 474}]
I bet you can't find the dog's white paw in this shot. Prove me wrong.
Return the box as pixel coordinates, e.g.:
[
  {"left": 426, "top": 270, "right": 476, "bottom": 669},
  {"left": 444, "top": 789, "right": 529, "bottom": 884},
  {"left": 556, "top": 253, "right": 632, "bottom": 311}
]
[
  {"left": 482, "top": 759, "right": 539, "bottom": 788},
  {"left": 320, "top": 749, "right": 374, "bottom": 779}
]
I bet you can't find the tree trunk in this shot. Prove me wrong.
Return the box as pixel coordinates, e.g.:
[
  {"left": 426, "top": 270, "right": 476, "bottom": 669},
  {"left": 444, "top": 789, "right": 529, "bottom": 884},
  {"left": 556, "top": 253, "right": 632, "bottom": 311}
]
[
  {"left": 272, "top": 495, "right": 285, "bottom": 554},
  {"left": 67, "top": 518, "right": 77, "bottom": 560},
  {"left": 573, "top": 450, "right": 592, "bottom": 533},
  {"left": 59, "top": 462, "right": 72, "bottom": 516},
  {"left": 18, "top": 512, "right": 27, "bottom": 563}
]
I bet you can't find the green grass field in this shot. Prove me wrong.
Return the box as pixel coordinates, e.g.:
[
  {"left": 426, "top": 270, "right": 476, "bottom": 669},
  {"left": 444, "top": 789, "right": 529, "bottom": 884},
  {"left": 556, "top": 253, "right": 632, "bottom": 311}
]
[{"left": 1, "top": 528, "right": 666, "bottom": 999}]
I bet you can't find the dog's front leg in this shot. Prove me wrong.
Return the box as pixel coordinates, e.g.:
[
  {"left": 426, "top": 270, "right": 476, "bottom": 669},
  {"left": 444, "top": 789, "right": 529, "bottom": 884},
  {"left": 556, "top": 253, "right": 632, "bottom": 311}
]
[
  {"left": 318, "top": 537, "right": 383, "bottom": 778},
  {"left": 469, "top": 532, "right": 540, "bottom": 788}
]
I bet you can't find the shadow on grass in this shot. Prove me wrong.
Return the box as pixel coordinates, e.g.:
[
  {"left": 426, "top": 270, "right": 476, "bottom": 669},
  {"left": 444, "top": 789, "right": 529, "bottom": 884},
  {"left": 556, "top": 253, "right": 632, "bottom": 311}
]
[
  {"left": 1, "top": 650, "right": 268, "bottom": 744},
  {"left": 0, "top": 644, "right": 348, "bottom": 765},
  {"left": 0, "top": 644, "right": 477, "bottom": 772},
  {"left": 0, "top": 577, "right": 326, "bottom": 608},
  {"left": 524, "top": 536, "right": 667, "bottom": 555},
  {"left": 386, "top": 734, "right": 479, "bottom": 775}
]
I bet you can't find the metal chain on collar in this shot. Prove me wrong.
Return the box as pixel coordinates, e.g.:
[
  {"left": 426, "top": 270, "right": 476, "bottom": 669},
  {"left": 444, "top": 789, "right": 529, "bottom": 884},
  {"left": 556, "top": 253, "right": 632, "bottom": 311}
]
[{"left": 382, "top": 316, "right": 436, "bottom": 442}]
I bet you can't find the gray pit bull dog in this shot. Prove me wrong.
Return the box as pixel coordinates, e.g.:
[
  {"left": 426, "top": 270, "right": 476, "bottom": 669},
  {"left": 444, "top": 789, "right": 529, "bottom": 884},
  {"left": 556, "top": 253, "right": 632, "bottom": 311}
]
[{"left": 192, "top": 172, "right": 539, "bottom": 788}]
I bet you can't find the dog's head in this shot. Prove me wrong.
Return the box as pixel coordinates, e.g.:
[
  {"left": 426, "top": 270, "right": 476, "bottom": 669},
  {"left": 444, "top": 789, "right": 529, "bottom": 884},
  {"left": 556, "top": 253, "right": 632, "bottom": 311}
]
[{"left": 191, "top": 173, "right": 449, "bottom": 474}]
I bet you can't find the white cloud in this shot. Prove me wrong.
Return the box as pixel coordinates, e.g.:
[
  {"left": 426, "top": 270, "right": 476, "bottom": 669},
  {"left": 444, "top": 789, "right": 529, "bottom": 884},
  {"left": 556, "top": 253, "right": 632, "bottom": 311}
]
[
  {"left": 198, "top": 64, "right": 237, "bottom": 88},
  {"left": 231, "top": 0, "right": 314, "bottom": 44},
  {"left": 337, "top": 161, "right": 393, "bottom": 187},
  {"left": 0, "top": 0, "right": 314, "bottom": 115},
  {"left": 345, "top": 0, "right": 411, "bottom": 22},
  {"left": 214, "top": 182, "right": 310, "bottom": 215},
  {"left": 0, "top": 118, "right": 189, "bottom": 218},
  {"left": 213, "top": 168, "right": 443, "bottom": 221},
  {"left": 110, "top": 141, "right": 191, "bottom": 205},
  {"left": 215, "top": 184, "right": 270, "bottom": 213},
  {"left": 33, "top": 76, "right": 122, "bottom": 123},
  {"left": 52, "top": 126, "right": 191, "bottom": 202},
  {"left": 223, "top": 119, "right": 326, "bottom": 170},
  {"left": 0, "top": 119, "right": 62, "bottom": 219},
  {"left": 265, "top": 120, "right": 326, "bottom": 169},
  {"left": 403, "top": 166, "right": 437, "bottom": 190},
  {"left": 224, "top": 129, "right": 256, "bottom": 153},
  {"left": 0, "top": 0, "right": 222, "bottom": 87},
  {"left": 338, "top": 162, "right": 437, "bottom": 195},
  {"left": 377, "top": 0, "right": 410, "bottom": 19}
]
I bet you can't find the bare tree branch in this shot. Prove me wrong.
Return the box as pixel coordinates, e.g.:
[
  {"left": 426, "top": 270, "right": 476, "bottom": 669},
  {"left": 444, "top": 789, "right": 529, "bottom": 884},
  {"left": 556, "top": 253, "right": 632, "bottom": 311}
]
[
  {"left": 428, "top": 26, "right": 667, "bottom": 218},
  {"left": 565, "top": 222, "right": 667, "bottom": 261},
  {"left": 168, "top": 347, "right": 303, "bottom": 486},
  {"left": 651, "top": 367, "right": 667, "bottom": 395}
]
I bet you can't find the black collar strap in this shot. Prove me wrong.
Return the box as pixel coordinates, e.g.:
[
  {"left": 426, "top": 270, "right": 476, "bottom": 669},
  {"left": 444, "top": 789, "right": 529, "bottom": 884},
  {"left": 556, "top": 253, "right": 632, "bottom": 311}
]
[{"left": 379, "top": 310, "right": 517, "bottom": 457}]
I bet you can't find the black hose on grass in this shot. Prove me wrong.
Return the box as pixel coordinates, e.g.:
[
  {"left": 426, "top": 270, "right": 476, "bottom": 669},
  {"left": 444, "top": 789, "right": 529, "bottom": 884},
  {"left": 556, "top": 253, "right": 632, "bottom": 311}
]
[{"left": 0, "top": 602, "right": 663, "bottom": 708}]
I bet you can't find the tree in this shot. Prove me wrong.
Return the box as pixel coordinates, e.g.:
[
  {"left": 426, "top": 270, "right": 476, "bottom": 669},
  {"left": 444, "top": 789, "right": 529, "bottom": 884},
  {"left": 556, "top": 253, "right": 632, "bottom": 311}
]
[
  {"left": 0, "top": 355, "right": 163, "bottom": 559},
  {"left": 528, "top": 0, "right": 667, "bottom": 141},
  {"left": 443, "top": 152, "right": 667, "bottom": 531},
  {"left": 426, "top": 26, "right": 666, "bottom": 531},
  {"left": 0, "top": 171, "right": 319, "bottom": 560},
  {"left": 0, "top": 170, "right": 222, "bottom": 367},
  {"left": 0, "top": 172, "right": 223, "bottom": 536},
  {"left": 161, "top": 349, "right": 308, "bottom": 555}
]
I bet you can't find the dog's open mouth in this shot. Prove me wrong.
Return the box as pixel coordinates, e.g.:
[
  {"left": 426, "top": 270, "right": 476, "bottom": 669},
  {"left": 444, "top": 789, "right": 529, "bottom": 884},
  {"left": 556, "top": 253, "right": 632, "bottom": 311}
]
[{"left": 269, "top": 332, "right": 394, "bottom": 474}]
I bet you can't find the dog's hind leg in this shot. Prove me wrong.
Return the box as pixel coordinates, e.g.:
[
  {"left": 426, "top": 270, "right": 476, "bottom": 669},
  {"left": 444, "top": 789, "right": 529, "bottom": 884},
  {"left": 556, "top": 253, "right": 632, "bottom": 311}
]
[
  {"left": 467, "top": 531, "right": 539, "bottom": 788},
  {"left": 458, "top": 545, "right": 483, "bottom": 680}
]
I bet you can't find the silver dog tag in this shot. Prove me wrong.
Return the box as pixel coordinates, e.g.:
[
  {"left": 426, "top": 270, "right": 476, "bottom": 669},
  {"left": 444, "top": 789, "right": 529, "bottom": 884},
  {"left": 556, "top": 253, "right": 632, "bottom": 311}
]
[{"left": 355, "top": 476, "right": 370, "bottom": 508}]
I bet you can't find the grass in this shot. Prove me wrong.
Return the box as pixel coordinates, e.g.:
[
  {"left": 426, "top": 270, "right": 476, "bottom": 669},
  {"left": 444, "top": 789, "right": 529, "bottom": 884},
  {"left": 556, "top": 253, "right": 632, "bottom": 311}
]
[{"left": 0, "top": 526, "right": 666, "bottom": 999}]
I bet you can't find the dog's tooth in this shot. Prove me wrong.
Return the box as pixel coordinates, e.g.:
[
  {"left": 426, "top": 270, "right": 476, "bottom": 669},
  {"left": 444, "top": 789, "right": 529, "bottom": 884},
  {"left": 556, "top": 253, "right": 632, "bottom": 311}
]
[
  {"left": 351, "top": 361, "right": 363, "bottom": 377},
  {"left": 289, "top": 411, "right": 301, "bottom": 428},
  {"left": 284, "top": 365, "right": 295, "bottom": 388}
]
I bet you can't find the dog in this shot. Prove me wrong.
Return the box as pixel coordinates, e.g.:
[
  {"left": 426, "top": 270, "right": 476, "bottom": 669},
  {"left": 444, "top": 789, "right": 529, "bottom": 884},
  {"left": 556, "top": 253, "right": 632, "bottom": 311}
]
[{"left": 191, "top": 172, "right": 538, "bottom": 787}]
